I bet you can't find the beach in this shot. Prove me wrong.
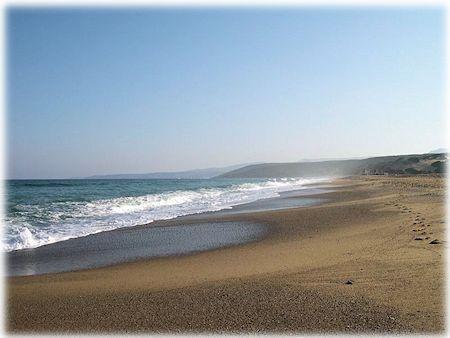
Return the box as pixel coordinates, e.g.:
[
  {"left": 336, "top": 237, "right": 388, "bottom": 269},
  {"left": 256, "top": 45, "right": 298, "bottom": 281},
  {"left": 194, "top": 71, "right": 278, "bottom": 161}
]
[{"left": 7, "top": 175, "right": 445, "bottom": 333}]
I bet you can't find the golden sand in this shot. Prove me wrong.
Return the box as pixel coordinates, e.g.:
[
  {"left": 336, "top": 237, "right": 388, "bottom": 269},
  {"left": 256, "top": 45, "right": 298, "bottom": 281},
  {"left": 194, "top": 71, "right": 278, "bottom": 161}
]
[{"left": 7, "top": 176, "right": 446, "bottom": 333}]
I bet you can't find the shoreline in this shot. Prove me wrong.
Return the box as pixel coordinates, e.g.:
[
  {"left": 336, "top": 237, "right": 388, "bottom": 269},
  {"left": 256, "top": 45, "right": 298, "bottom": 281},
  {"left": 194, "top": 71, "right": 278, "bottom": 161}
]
[
  {"left": 7, "top": 183, "right": 330, "bottom": 277},
  {"left": 7, "top": 175, "right": 445, "bottom": 333},
  {"left": 6, "top": 176, "right": 331, "bottom": 254}
]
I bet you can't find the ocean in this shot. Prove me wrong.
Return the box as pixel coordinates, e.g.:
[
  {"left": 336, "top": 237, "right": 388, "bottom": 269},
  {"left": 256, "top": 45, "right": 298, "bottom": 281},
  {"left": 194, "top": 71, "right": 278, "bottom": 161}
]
[{"left": 5, "top": 177, "right": 327, "bottom": 252}]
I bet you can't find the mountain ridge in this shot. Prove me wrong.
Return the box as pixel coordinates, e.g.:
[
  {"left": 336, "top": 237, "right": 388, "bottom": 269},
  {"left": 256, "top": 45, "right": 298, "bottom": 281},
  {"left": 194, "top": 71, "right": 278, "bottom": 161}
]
[
  {"left": 216, "top": 152, "right": 447, "bottom": 178},
  {"left": 86, "top": 163, "right": 258, "bottom": 179}
]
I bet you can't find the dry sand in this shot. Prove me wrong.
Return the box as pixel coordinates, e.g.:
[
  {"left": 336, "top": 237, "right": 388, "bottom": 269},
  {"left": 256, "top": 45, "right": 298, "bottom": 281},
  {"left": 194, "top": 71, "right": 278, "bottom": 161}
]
[{"left": 7, "top": 175, "right": 446, "bottom": 333}]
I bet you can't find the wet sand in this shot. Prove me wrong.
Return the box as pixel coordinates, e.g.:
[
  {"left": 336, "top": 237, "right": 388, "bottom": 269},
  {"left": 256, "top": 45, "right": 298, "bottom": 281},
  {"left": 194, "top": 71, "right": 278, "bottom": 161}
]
[
  {"left": 7, "top": 187, "right": 323, "bottom": 276},
  {"left": 7, "top": 175, "right": 446, "bottom": 333}
]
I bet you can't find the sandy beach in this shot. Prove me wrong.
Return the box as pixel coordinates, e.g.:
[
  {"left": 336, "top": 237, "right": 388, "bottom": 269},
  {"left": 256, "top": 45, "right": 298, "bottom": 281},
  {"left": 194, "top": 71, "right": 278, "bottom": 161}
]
[{"left": 7, "top": 175, "right": 446, "bottom": 333}]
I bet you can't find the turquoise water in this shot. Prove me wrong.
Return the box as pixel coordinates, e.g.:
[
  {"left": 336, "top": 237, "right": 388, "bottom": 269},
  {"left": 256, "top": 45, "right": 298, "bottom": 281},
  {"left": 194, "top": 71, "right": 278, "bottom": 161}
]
[{"left": 5, "top": 177, "right": 327, "bottom": 251}]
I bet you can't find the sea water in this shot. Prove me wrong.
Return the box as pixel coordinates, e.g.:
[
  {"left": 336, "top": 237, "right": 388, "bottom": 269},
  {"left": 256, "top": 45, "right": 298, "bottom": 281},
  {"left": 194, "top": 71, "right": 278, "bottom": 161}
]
[{"left": 5, "top": 177, "right": 328, "bottom": 252}]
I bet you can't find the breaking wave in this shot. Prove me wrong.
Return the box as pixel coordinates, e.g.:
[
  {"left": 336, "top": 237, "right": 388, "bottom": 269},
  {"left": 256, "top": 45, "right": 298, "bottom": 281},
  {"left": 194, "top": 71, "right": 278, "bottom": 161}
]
[{"left": 5, "top": 177, "right": 328, "bottom": 251}]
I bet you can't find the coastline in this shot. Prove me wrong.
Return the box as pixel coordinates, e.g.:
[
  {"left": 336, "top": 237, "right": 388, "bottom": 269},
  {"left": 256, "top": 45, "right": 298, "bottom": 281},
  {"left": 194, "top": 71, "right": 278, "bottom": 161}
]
[
  {"left": 5, "top": 177, "right": 329, "bottom": 254},
  {"left": 7, "top": 183, "right": 327, "bottom": 276},
  {"left": 7, "top": 175, "right": 445, "bottom": 333}
]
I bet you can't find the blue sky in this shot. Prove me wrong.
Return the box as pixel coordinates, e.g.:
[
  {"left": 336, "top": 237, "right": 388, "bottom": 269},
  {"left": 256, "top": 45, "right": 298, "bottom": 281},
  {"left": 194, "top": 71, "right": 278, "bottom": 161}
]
[{"left": 8, "top": 7, "right": 445, "bottom": 179}]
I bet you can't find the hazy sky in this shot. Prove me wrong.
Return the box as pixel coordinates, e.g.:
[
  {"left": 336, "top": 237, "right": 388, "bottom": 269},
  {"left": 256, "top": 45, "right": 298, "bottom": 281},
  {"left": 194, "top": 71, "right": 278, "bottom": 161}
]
[{"left": 8, "top": 7, "right": 445, "bottom": 179}]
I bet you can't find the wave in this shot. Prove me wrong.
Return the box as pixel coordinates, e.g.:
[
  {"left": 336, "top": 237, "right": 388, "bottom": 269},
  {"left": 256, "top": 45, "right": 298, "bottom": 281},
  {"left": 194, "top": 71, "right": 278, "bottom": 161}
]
[
  {"left": 20, "top": 182, "right": 78, "bottom": 187},
  {"left": 4, "top": 177, "right": 328, "bottom": 252}
]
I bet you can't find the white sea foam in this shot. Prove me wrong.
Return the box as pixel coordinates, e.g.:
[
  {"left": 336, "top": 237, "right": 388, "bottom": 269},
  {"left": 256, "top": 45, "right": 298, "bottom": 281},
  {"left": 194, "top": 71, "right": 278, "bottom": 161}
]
[{"left": 4, "top": 177, "right": 329, "bottom": 251}]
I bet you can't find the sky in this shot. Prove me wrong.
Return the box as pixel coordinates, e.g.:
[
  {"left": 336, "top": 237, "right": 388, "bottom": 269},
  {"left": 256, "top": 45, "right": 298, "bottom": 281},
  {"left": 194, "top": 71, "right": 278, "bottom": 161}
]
[{"left": 7, "top": 7, "right": 445, "bottom": 179}]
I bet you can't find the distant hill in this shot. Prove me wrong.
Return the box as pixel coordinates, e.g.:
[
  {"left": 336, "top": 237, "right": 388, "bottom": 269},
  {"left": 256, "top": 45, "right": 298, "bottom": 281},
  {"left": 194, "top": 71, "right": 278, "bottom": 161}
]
[
  {"left": 86, "top": 163, "right": 253, "bottom": 180},
  {"left": 216, "top": 153, "right": 447, "bottom": 178},
  {"left": 297, "top": 156, "right": 367, "bottom": 162},
  {"left": 429, "top": 148, "right": 448, "bottom": 154}
]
